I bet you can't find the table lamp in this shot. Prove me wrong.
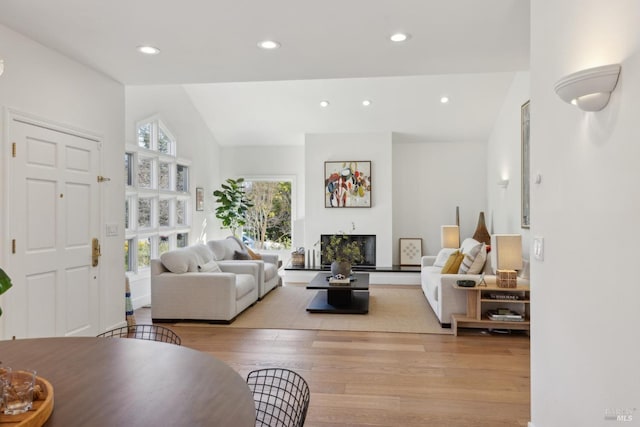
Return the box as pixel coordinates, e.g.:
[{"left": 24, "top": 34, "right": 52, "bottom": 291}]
[
  {"left": 441, "top": 225, "right": 460, "bottom": 249},
  {"left": 490, "top": 234, "right": 522, "bottom": 288}
]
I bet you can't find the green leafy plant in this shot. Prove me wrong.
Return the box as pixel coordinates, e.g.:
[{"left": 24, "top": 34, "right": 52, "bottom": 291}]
[
  {"left": 0, "top": 267, "right": 13, "bottom": 317},
  {"left": 213, "top": 178, "right": 254, "bottom": 237},
  {"left": 322, "top": 234, "right": 364, "bottom": 264}
]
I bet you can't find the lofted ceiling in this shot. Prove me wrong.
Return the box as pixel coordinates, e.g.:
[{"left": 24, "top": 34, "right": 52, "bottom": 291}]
[{"left": 0, "top": 0, "right": 530, "bottom": 146}]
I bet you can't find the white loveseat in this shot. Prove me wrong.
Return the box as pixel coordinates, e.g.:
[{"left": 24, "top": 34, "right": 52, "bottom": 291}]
[
  {"left": 151, "top": 244, "right": 259, "bottom": 323},
  {"left": 207, "top": 236, "right": 281, "bottom": 298}
]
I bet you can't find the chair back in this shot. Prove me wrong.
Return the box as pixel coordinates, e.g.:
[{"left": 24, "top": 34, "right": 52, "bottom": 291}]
[
  {"left": 97, "top": 324, "right": 182, "bottom": 345},
  {"left": 246, "top": 368, "right": 310, "bottom": 427}
]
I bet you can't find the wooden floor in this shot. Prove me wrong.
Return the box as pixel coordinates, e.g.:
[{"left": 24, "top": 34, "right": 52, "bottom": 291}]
[{"left": 136, "top": 308, "right": 530, "bottom": 426}]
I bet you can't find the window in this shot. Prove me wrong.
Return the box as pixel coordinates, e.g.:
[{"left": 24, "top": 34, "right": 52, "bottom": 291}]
[
  {"left": 125, "top": 118, "right": 191, "bottom": 274},
  {"left": 244, "top": 180, "right": 292, "bottom": 250}
]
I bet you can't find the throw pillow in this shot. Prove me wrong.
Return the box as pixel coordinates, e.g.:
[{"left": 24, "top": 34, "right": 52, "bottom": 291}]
[
  {"left": 457, "top": 238, "right": 483, "bottom": 274},
  {"left": 198, "top": 259, "right": 221, "bottom": 273},
  {"left": 433, "top": 248, "right": 458, "bottom": 268},
  {"left": 467, "top": 244, "right": 487, "bottom": 274},
  {"left": 441, "top": 250, "right": 464, "bottom": 274},
  {"left": 233, "top": 250, "right": 251, "bottom": 260},
  {"left": 246, "top": 247, "right": 262, "bottom": 260}
]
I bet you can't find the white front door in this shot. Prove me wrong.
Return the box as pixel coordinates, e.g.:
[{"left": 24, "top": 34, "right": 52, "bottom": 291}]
[{"left": 4, "top": 115, "right": 101, "bottom": 338}]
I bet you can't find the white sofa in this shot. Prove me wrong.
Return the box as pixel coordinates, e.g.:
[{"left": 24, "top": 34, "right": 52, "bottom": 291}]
[
  {"left": 421, "top": 238, "right": 530, "bottom": 327},
  {"left": 207, "top": 236, "right": 281, "bottom": 298},
  {"left": 151, "top": 244, "right": 259, "bottom": 323}
]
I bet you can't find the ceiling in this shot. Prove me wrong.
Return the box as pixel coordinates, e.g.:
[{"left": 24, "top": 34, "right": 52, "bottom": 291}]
[{"left": 0, "top": 0, "right": 530, "bottom": 146}]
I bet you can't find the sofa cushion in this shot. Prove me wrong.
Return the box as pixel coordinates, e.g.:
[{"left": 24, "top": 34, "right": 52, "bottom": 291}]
[
  {"left": 441, "top": 250, "right": 464, "bottom": 274},
  {"left": 191, "top": 244, "right": 214, "bottom": 265},
  {"left": 160, "top": 247, "right": 198, "bottom": 274},
  {"left": 458, "top": 238, "right": 483, "bottom": 274},
  {"left": 198, "top": 259, "right": 221, "bottom": 273},
  {"left": 433, "top": 248, "right": 458, "bottom": 268},
  {"left": 247, "top": 247, "right": 263, "bottom": 260},
  {"left": 233, "top": 250, "right": 251, "bottom": 260},
  {"left": 235, "top": 274, "right": 255, "bottom": 299}
]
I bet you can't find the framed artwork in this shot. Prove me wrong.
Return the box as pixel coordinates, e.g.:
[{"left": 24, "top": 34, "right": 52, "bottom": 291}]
[
  {"left": 399, "top": 238, "right": 422, "bottom": 266},
  {"left": 521, "top": 100, "right": 530, "bottom": 229},
  {"left": 324, "top": 161, "right": 371, "bottom": 208},
  {"left": 195, "top": 187, "right": 204, "bottom": 211}
]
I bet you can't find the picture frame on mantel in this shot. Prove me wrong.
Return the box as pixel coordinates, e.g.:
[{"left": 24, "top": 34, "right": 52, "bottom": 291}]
[
  {"left": 324, "top": 160, "right": 371, "bottom": 208},
  {"left": 521, "top": 100, "right": 530, "bottom": 229},
  {"left": 399, "top": 238, "right": 422, "bottom": 266}
]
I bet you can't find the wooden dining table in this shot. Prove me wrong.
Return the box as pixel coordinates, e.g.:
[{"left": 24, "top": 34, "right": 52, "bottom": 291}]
[{"left": 0, "top": 337, "right": 256, "bottom": 426}]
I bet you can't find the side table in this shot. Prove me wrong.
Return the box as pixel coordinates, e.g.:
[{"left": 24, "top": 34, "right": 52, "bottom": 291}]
[{"left": 452, "top": 283, "right": 530, "bottom": 336}]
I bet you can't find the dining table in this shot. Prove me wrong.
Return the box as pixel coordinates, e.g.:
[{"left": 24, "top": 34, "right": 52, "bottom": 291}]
[{"left": 0, "top": 337, "right": 257, "bottom": 426}]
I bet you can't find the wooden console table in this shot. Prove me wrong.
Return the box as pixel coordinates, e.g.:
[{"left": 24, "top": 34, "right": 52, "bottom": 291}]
[{"left": 452, "top": 284, "right": 530, "bottom": 336}]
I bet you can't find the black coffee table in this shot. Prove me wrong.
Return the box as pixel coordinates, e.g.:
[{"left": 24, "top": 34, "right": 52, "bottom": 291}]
[{"left": 306, "top": 272, "right": 369, "bottom": 314}]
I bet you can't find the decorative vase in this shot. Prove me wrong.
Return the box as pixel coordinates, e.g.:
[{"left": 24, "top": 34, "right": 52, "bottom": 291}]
[
  {"left": 330, "top": 261, "right": 351, "bottom": 277},
  {"left": 472, "top": 211, "right": 491, "bottom": 245}
]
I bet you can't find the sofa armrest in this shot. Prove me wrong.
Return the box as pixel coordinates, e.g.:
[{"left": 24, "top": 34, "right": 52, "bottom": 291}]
[
  {"left": 421, "top": 256, "right": 436, "bottom": 268},
  {"left": 259, "top": 253, "right": 279, "bottom": 266}
]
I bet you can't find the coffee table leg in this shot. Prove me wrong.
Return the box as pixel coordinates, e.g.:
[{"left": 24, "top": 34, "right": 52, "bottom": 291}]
[{"left": 327, "top": 288, "right": 352, "bottom": 306}]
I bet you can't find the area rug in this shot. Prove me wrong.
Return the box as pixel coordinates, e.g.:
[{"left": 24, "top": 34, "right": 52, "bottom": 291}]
[{"left": 177, "top": 284, "right": 451, "bottom": 335}]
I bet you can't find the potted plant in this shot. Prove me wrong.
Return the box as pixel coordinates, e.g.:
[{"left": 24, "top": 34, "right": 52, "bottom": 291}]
[
  {"left": 322, "top": 234, "right": 364, "bottom": 277},
  {"left": 213, "top": 178, "right": 253, "bottom": 237},
  {"left": 0, "top": 267, "right": 13, "bottom": 317}
]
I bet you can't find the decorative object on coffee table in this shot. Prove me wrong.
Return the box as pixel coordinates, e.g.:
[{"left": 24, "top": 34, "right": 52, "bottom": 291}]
[
  {"left": 324, "top": 161, "right": 371, "bottom": 208},
  {"left": 472, "top": 211, "right": 491, "bottom": 245},
  {"left": 399, "top": 238, "right": 422, "bottom": 266},
  {"left": 322, "top": 233, "right": 364, "bottom": 277},
  {"left": 491, "top": 234, "right": 523, "bottom": 288}
]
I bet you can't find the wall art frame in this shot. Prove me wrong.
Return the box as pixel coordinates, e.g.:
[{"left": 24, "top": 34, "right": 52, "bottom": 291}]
[
  {"left": 521, "top": 100, "right": 530, "bottom": 229},
  {"left": 195, "top": 187, "right": 204, "bottom": 211},
  {"left": 399, "top": 238, "right": 423, "bottom": 266},
  {"left": 324, "top": 160, "right": 371, "bottom": 208}
]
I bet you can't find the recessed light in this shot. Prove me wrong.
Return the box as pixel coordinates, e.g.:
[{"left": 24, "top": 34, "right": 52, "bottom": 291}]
[
  {"left": 440, "top": 96, "right": 449, "bottom": 104},
  {"left": 362, "top": 100, "right": 372, "bottom": 106},
  {"left": 137, "top": 45, "right": 160, "bottom": 55},
  {"left": 258, "top": 40, "right": 281, "bottom": 50},
  {"left": 390, "top": 33, "right": 410, "bottom": 42},
  {"left": 320, "top": 100, "right": 330, "bottom": 107}
]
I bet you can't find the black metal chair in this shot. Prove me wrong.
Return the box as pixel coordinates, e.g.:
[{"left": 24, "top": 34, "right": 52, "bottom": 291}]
[
  {"left": 96, "top": 324, "right": 182, "bottom": 345},
  {"left": 246, "top": 368, "right": 310, "bottom": 427}
]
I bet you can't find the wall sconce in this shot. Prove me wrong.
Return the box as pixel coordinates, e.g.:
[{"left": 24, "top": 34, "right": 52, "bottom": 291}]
[
  {"left": 497, "top": 179, "right": 509, "bottom": 189},
  {"left": 554, "top": 64, "right": 621, "bottom": 112},
  {"left": 0, "top": 58, "right": 4, "bottom": 77}
]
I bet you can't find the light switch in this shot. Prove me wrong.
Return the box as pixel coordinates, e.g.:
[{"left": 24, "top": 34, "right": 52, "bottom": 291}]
[
  {"left": 533, "top": 236, "right": 544, "bottom": 261},
  {"left": 106, "top": 223, "right": 119, "bottom": 237}
]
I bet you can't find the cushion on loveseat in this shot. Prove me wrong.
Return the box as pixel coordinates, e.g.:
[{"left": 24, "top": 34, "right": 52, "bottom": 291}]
[{"left": 160, "top": 244, "right": 214, "bottom": 274}]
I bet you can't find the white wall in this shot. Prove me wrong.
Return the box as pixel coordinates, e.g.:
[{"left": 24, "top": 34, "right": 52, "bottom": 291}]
[
  {"left": 125, "top": 85, "right": 221, "bottom": 306},
  {"left": 304, "top": 133, "right": 393, "bottom": 266},
  {"left": 393, "top": 139, "right": 488, "bottom": 257},
  {"left": 0, "top": 24, "right": 125, "bottom": 335},
  {"left": 486, "top": 72, "right": 531, "bottom": 257},
  {"left": 530, "top": 1, "right": 640, "bottom": 426}
]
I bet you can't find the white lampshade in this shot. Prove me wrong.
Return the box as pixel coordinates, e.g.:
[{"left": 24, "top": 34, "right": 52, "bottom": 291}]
[
  {"left": 491, "top": 234, "right": 523, "bottom": 271},
  {"left": 441, "top": 225, "right": 460, "bottom": 249}
]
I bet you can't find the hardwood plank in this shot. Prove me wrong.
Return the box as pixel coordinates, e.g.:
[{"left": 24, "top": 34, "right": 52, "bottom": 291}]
[{"left": 134, "top": 307, "right": 530, "bottom": 426}]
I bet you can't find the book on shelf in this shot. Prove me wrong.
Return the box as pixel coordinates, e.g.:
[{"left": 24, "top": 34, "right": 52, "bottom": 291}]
[
  {"left": 486, "top": 309, "right": 524, "bottom": 322},
  {"left": 484, "top": 293, "right": 523, "bottom": 301},
  {"left": 328, "top": 277, "right": 351, "bottom": 285}
]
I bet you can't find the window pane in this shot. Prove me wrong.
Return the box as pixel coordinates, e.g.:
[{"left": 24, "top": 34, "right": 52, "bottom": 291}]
[
  {"left": 124, "top": 239, "right": 133, "bottom": 271},
  {"left": 125, "top": 153, "right": 133, "bottom": 186},
  {"left": 138, "top": 198, "right": 152, "bottom": 228},
  {"left": 177, "top": 233, "right": 188, "bottom": 248},
  {"left": 137, "top": 158, "right": 152, "bottom": 189},
  {"left": 158, "top": 128, "right": 172, "bottom": 154},
  {"left": 125, "top": 199, "right": 130, "bottom": 230},
  {"left": 176, "top": 200, "right": 186, "bottom": 226},
  {"left": 137, "top": 237, "right": 151, "bottom": 269},
  {"left": 176, "top": 164, "right": 189, "bottom": 192},
  {"left": 159, "top": 235, "right": 170, "bottom": 254},
  {"left": 137, "top": 123, "right": 152, "bottom": 149},
  {"left": 158, "top": 162, "right": 171, "bottom": 190},
  {"left": 159, "top": 199, "right": 170, "bottom": 227}
]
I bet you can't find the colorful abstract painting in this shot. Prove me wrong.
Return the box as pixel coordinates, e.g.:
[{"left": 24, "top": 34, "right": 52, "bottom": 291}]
[{"left": 324, "top": 161, "right": 371, "bottom": 208}]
